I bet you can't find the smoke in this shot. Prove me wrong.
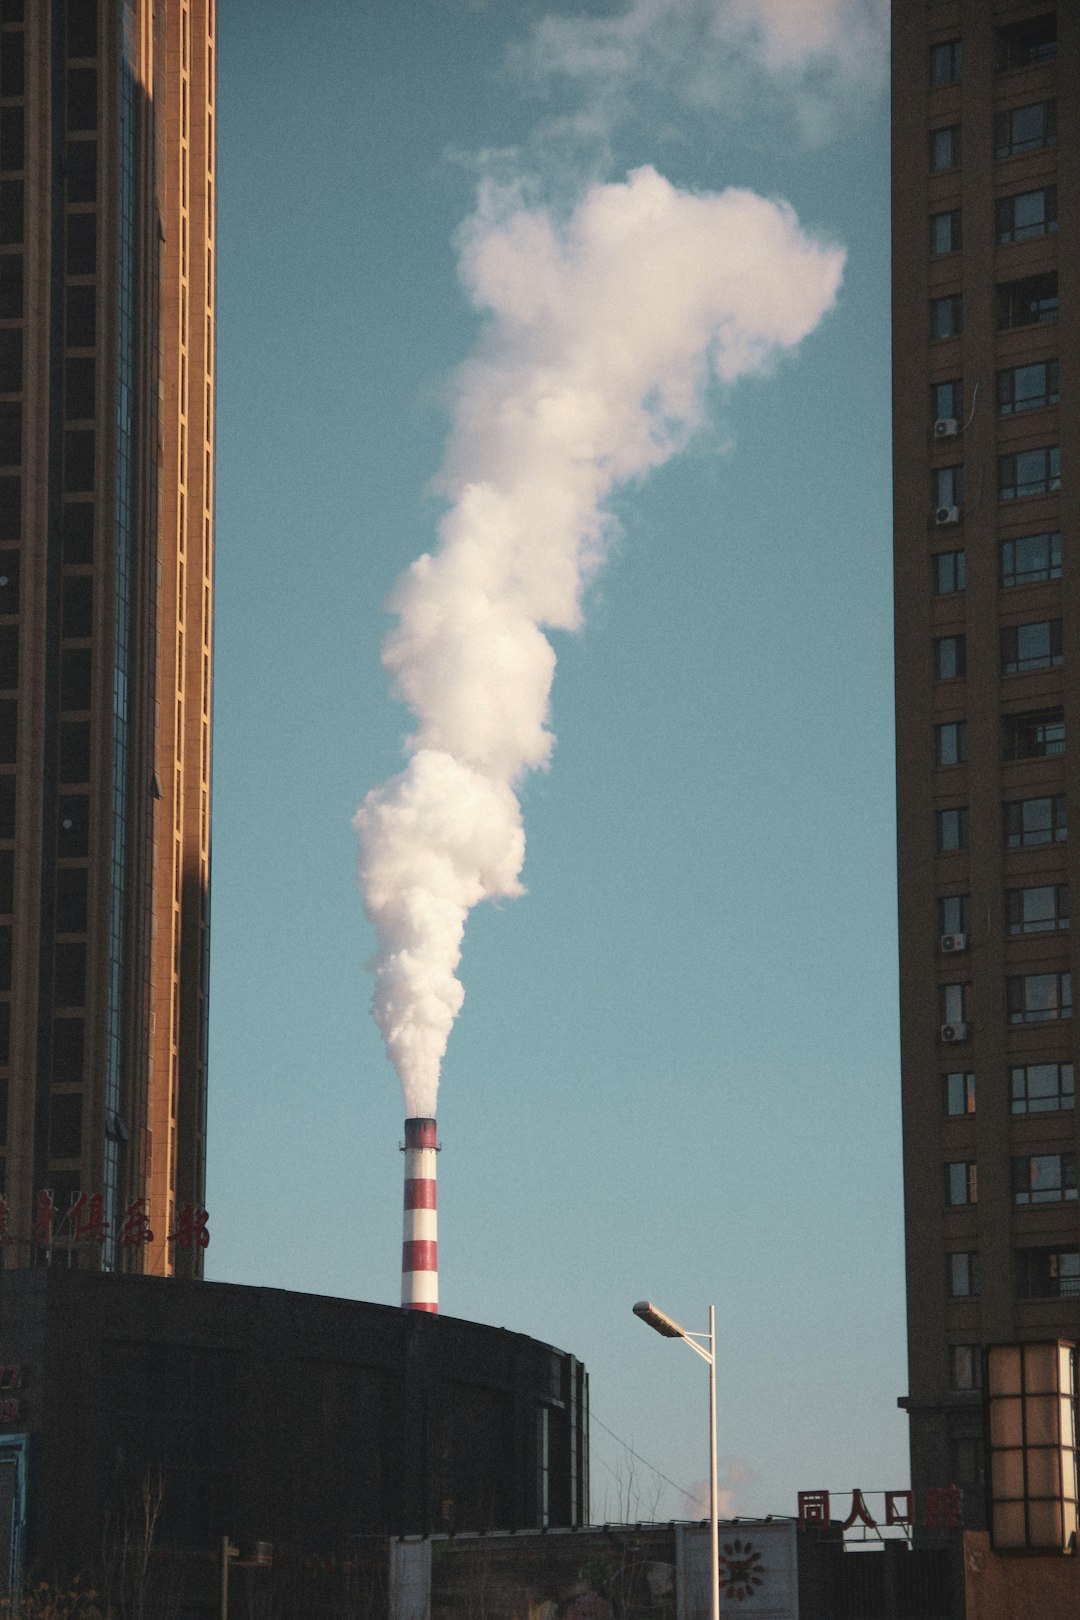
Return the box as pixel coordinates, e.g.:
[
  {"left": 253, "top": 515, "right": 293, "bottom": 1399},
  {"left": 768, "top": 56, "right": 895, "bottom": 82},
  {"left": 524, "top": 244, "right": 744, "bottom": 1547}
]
[
  {"left": 355, "top": 164, "right": 843, "bottom": 1116},
  {"left": 685, "top": 1456, "right": 760, "bottom": 1520}
]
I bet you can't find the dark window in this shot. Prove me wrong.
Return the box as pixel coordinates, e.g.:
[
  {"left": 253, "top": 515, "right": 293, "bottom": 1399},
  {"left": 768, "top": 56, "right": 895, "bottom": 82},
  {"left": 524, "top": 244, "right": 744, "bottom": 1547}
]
[
  {"left": 996, "top": 186, "right": 1057, "bottom": 244},
  {"left": 65, "top": 284, "right": 96, "bottom": 348},
  {"left": 995, "top": 14, "right": 1056, "bottom": 72},
  {"left": 66, "top": 68, "right": 97, "bottom": 131},
  {"left": 55, "top": 866, "right": 87, "bottom": 932},
  {"left": 0, "top": 106, "right": 25, "bottom": 171},
  {"left": 941, "top": 982, "right": 969, "bottom": 1030},
  {"left": 0, "top": 402, "right": 20, "bottom": 466},
  {"left": 931, "top": 125, "right": 962, "bottom": 171},
  {"left": 935, "top": 550, "right": 966, "bottom": 594},
  {"left": 0, "top": 700, "right": 15, "bottom": 765},
  {"left": 61, "top": 574, "right": 92, "bottom": 638},
  {"left": 939, "top": 894, "right": 971, "bottom": 938},
  {"left": 63, "top": 428, "right": 94, "bottom": 493},
  {"left": 0, "top": 256, "right": 22, "bottom": 320},
  {"left": 1005, "top": 794, "right": 1066, "bottom": 847},
  {"left": 947, "top": 1161, "right": 978, "bottom": 1206},
  {"left": 0, "top": 848, "right": 11, "bottom": 912},
  {"left": 59, "top": 719, "right": 90, "bottom": 783},
  {"left": 65, "top": 140, "right": 96, "bottom": 205},
  {"left": 935, "top": 635, "right": 966, "bottom": 680},
  {"left": 0, "top": 926, "right": 9, "bottom": 989},
  {"left": 0, "top": 554, "right": 17, "bottom": 615},
  {"left": 931, "top": 294, "right": 963, "bottom": 340},
  {"left": 66, "top": 0, "right": 98, "bottom": 56},
  {"left": 1001, "top": 532, "right": 1061, "bottom": 587},
  {"left": 994, "top": 100, "right": 1056, "bottom": 158},
  {"left": 1012, "top": 1153, "right": 1076, "bottom": 1206},
  {"left": 938, "top": 806, "right": 969, "bottom": 852},
  {"left": 62, "top": 502, "right": 94, "bottom": 564},
  {"left": 997, "top": 360, "right": 1058, "bottom": 415},
  {"left": 49, "top": 1093, "right": 82, "bottom": 1160},
  {"left": 0, "top": 330, "right": 23, "bottom": 393},
  {"left": 0, "top": 774, "right": 12, "bottom": 837},
  {"left": 0, "top": 1004, "right": 8, "bottom": 1066},
  {"left": 950, "top": 1345, "right": 982, "bottom": 1391},
  {"left": 999, "top": 447, "right": 1060, "bottom": 502},
  {"left": 1006, "top": 972, "right": 1072, "bottom": 1024},
  {"left": 1001, "top": 619, "right": 1062, "bottom": 673},
  {"left": 0, "top": 623, "right": 15, "bottom": 688},
  {"left": 998, "top": 273, "right": 1058, "bottom": 330},
  {"left": 50, "top": 1017, "right": 83, "bottom": 1083},
  {"left": 0, "top": 474, "right": 19, "bottom": 541},
  {"left": 949, "top": 1438, "right": 983, "bottom": 1490},
  {"left": 65, "top": 213, "right": 96, "bottom": 276},
  {"left": 944, "top": 1072, "right": 976, "bottom": 1116},
  {"left": 0, "top": 30, "right": 23, "bottom": 97},
  {"left": 1017, "top": 1247, "right": 1080, "bottom": 1299},
  {"left": 1011, "top": 1063, "right": 1074, "bottom": 1115},
  {"left": 1006, "top": 885, "right": 1067, "bottom": 936},
  {"left": 65, "top": 357, "right": 95, "bottom": 420},
  {"left": 931, "top": 210, "right": 962, "bottom": 255},
  {"left": 53, "top": 942, "right": 86, "bottom": 1008},
  {"left": 60, "top": 647, "right": 91, "bottom": 711},
  {"left": 948, "top": 1251, "right": 980, "bottom": 1298},
  {"left": 937, "top": 721, "right": 967, "bottom": 766},
  {"left": 933, "top": 380, "right": 963, "bottom": 425},
  {"left": 934, "top": 465, "right": 964, "bottom": 511},
  {"left": 58, "top": 795, "right": 89, "bottom": 856},
  {"left": 0, "top": 182, "right": 22, "bottom": 247},
  {"left": 931, "top": 40, "right": 962, "bottom": 86}
]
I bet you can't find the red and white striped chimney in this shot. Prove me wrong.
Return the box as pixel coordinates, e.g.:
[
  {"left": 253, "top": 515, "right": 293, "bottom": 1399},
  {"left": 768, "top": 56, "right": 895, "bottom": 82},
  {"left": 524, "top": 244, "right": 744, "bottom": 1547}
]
[{"left": 401, "top": 1116, "right": 438, "bottom": 1312}]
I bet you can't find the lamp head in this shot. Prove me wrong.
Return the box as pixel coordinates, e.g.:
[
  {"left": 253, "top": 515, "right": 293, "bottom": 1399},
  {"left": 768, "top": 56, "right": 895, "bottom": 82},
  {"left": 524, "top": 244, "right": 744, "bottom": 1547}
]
[{"left": 633, "top": 1300, "right": 686, "bottom": 1339}]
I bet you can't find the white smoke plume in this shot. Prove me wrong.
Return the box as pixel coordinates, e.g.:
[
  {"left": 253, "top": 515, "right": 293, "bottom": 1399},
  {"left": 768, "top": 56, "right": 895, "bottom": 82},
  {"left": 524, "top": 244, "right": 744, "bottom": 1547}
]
[{"left": 355, "top": 164, "right": 844, "bottom": 1117}]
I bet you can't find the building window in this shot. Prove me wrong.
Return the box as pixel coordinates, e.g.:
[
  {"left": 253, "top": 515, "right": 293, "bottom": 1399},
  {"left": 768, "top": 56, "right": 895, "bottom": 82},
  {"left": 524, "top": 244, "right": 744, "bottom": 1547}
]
[
  {"left": 1006, "top": 885, "right": 1068, "bottom": 936},
  {"left": 938, "top": 806, "right": 969, "bottom": 852},
  {"left": 933, "top": 379, "right": 963, "bottom": 425},
  {"left": 950, "top": 1345, "right": 982, "bottom": 1391},
  {"left": 1005, "top": 796, "right": 1066, "bottom": 848},
  {"left": 1016, "top": 1247, "right": 1080, "bottom": 1299},
  {"left": 1012, "top": 1154, "right": 1077, "bottom": 1206},
  {"left": 935, "top": 550, "right": 966, "bottom": 594},
  {"left": 1006, "top": 972, "right": 1072, "bottom": 1025},
  {"left": 931, "top": 294, "right": 963, "bottom": 340},
  {"left": 999, "top": 448, "right": 1060, "bottom": 502},
  {"left": 941, "top": 982, "right": 969, "bottom": 1032},
  {"left": 998, "top": 273, "right": 1058, "bottom": 330},
  {"left": 944, "top": 1072, "right": 976, "bottom": 1116},
  {"left": 935, "top": 635, "right": 966, "bottom": 680},
  {"left": 931, "top": 40, "right": 963, "bottom": 86},
  {"left": 937, "top": 721, "right": 968, "bottom": 766},
  {"left": 1003, "top": 709, "right": 1064, "bottom": 759},
  {"left": 997, "top": 361, "right": 1059, "bottom": 415},
  {"left": 949, "top": 1251, "right": 980, "bottom": 1298},
  {"left": 994, "top": 100, "right": 1056, "bottom": 158},
  {"left": 950, "top": 1437, "right": 983, "bottom": 1491},
  {"left": 931, "top": 210, "right": 963, "bottom": 255},
  {"left": 939, "top": 894, "right": 971, "bottom": 938},
  {"left": 1001, "top": 532, "right": 1061, "bottom": 588},
  {"left": 996, "top": 187, "right": 1057, "bottom": 244},
  {"left": 934, "top": 465, "right": 965, "bottom": 511},
  {"left": 1011, "top": 1063, "right": 1074, "bottom": 1115},
  {"left": 1001, "top": 620, "right": 1062, "bottom": 674},
  {"left": 931, "top": 125, "right": 962, "bottom": 171},
  {"left": 947, "top": 1161, "right": 978, "bottom": 1207},
  {"left": 995, "top": 15, "right": 1056, "bottom": 72}
]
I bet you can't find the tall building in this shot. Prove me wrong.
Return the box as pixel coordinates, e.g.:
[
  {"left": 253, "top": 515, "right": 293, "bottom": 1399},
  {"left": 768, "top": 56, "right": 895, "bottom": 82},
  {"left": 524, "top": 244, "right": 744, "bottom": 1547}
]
[
  {"left": 893, "top": 2, "right": 1078, "bottom": 1534},
  {"left": 0, "top": 0, "right": 215, "bottom": 1276}
]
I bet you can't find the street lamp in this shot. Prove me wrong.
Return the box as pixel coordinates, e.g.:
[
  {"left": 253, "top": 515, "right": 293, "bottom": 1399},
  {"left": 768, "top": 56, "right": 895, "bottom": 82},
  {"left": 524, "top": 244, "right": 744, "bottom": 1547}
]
[{"left": 633, "top": 1299, "right": 719, "bottom": 1620}]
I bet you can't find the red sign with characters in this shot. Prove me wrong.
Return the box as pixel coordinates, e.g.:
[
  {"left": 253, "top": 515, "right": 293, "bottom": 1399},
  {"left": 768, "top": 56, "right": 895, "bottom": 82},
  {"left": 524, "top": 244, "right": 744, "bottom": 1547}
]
[
  {"left": 798, "top": 1487, "right": 962, "bottom": 1533},
  {"left": 0, "top": 1192, "right": 209, "bottom": 1251}
]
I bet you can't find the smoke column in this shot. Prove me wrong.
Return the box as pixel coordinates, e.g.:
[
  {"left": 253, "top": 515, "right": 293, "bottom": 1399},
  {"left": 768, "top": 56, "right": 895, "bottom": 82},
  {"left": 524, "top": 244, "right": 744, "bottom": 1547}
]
[{"left": 355, "top": 164, "right": 844, "bottom": 1119}]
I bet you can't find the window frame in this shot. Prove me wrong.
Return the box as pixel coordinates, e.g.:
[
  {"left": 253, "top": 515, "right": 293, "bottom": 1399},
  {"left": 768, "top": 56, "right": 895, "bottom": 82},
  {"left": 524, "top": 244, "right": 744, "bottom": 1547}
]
[
  {"left": 943, "top": 1071, "right": 976, "bottom": 1116},
  {"left": 935, "top": 634, "right": 966, "bottom": 680},
  {"left": 937, "top": 720, "right": 968, "bottom": 766},
  {"left": 935, "top": 550, "right": 966, "bottom": 595},
  {"left": 994, "top": 100, "right": 1057, "bottom": 159},
  {"left": 1002, "top": 709, "right": 1065, "bottom": 760},
  {"left": 1010, "top": 1063, "right": 1075, "bottom": 1116},
  {"left": 1000, "top": 532, "right": 1061, "bottom": 588},
  {"left": 1011, "top": 1152, "right": 1077, "bottom": 1206},
  {"left": 938, "top": 806, "right": 970, "bottom": 852},
  {"left": 998, "top": 447, "right": 1060, "bottom": 501},
  {"left": 931, "top": 209, "right": 963, "bottom": 255},
  {"left": 1005, "top": 884, "right": 1068, "bottom": 937},
  {"left": 1006, "top": 971, "right": 1072, "bottom": 1025},
  {"left": 997, "top": 359, "right": 1059, "bottom": 415},
  {"left": 997, "top": 273, "right": 1058, "bottom": 330},
  {"left": 947, "top": 1160, "right": 979, "bottom": 1207},
  {"left": 948, "top": 1251, "right": 980, "bottom": 1298},
  {"left": 995, "top": 186, "right": 1058, "bottom": 245},
  {"left": 930, "top": 39, "right": 963, "bottom": 87},
  {"left": 1000, "top": 619, "right": 1063, "bottom": 674},
  {"left": 931, "top": 294, "right": 963, "bottom": 341},
  {"left": 930, "top": 124, "right": 962, "bottom": 172}
]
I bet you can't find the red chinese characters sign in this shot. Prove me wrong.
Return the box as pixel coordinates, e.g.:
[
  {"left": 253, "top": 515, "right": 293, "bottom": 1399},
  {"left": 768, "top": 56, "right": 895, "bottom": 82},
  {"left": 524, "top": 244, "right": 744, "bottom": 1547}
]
[
  {"left": 798, "top": 1487, "right": 963, "bottom": 1533},
  {"left": 0, "top": 1193, "right": 209, "bottom": 1251}
]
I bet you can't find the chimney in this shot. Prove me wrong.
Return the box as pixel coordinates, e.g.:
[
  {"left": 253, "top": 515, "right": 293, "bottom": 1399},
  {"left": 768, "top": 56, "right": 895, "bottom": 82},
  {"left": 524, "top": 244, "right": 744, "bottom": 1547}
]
[{"left": 401, "top": 1116, "right": 438, "bottom": 1312}]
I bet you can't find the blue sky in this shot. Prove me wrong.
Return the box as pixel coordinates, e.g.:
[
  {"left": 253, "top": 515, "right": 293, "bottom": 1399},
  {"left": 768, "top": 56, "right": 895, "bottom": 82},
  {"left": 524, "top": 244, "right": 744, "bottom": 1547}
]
[{"left": 209, "top": 0, "right": 900, "bottom": 1521}]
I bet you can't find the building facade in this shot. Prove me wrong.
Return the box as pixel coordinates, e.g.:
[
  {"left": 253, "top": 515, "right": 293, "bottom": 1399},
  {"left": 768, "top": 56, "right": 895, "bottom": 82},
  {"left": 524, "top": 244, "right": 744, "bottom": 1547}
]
[
  {"left": 0, "top": 0, "right": 214, "bottom": 1275},
  {"left": 893, "top": 1, "right": 1079, "bottom": 1529}
]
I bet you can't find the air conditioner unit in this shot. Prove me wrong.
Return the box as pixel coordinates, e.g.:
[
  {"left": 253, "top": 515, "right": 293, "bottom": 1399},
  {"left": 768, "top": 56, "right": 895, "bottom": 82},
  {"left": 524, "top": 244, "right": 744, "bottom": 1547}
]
[
  {"left": 934, "top": 418, "right": 960, "bottom": 438},
  {"left": 936, "top": 506, "right": 961, "bottom": 526},
  {"left": 941, "top": 1022, "right": 970, "bottom": 1043},
  {"left": 941, "top": 933, "right": 969, "bottom": 953}
]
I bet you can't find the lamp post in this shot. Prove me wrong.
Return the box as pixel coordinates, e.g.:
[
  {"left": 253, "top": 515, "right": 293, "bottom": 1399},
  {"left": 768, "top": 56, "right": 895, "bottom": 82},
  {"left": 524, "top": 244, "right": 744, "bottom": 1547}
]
[{"left": 633, "top": 1299, "right": 719, "bottom": 1620}]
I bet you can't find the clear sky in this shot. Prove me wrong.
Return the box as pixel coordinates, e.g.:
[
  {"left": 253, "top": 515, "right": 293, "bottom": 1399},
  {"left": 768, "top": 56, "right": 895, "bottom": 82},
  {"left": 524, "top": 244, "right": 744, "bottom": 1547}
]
[{"left": 209, "top": 0, "right": 900, "bottom": 1523}]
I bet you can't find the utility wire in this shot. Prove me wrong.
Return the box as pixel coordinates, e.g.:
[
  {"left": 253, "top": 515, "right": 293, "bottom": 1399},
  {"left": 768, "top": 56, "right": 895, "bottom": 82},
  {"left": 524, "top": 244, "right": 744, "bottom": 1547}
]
[{"left": 589, "top": 1408, "right": 701, "bottom": 1509}]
